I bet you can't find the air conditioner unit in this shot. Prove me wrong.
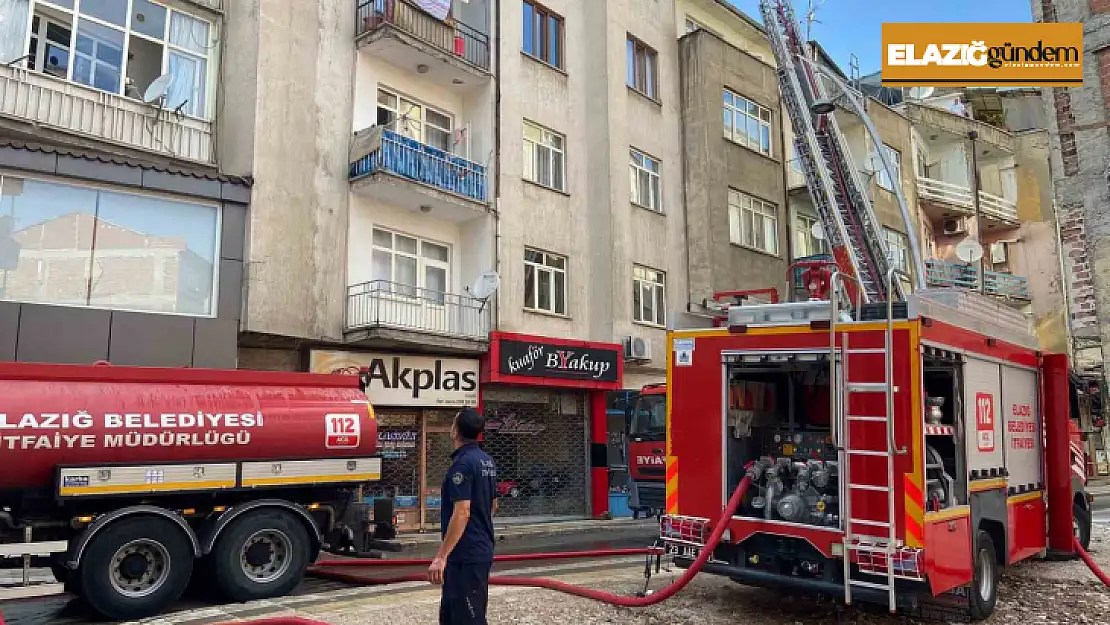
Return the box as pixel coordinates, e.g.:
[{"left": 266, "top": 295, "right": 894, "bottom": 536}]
[
  {"left": 942, "top": 218, "right": 967, "bottom": 235},
  {"left": 624, "top": 336, "right": 652, "bottom": 361}
]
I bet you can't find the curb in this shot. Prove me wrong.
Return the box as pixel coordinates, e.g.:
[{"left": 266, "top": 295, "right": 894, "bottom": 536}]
[{"left": 395, "top": 520, "right": 658, "bottom": 551}]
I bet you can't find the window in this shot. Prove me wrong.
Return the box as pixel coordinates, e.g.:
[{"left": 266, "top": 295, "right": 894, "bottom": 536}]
[
  {"left": 626, "top": 35, "right": 658, "bottom": 99},
  {"left": 723, "top": 89, "right": 773, "bottom": 157},
  {"left": 915, "top": 146, "right": 929, "bottom": 178},
  {"left": 371, "top": 228, "right": 450, "bottom": 302},
  {"left": 523, "top": 248, "right": 566, "bottom": 315},
  {"left": 0, "top": 173, "right": 219, "bottom": 315},
  {"left": 14, "top": 0, "right": 214, "bottom": 118},
  {"left": 875, "top": 144, "right": 902, "bottom": 192},
  {"left": 376, "top": 88, "right": 454, "bottom": 152},
  {"left": 632, "top": 265, "right": 666, "bottom": 327},
  {"left": 729, "top": 190, "right": 779, "bottom": 255},
  {"left": 884, "top": 228, "right": 910, "bottom": 272},
  {"left": 629, "top": 148, "right": 662, "bottom": 212},
  {"left": 522, "top": 1, "right": 563, "bottom": 69},
  {"left": 523, "top": 120, "right": 566, "bottom": 191},
  {"left": 794, "top": 213, "right": 828, "bottom": 258}
]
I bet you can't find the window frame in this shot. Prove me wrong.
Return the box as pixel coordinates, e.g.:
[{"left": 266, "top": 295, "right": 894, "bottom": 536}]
[
  {"left": 522, "top": 119, "right": 567, "bottom": 192},
  {"left": 376, "top": 86, "right": 455, "bottom": 153},
  {"left": 18, "top": 0, "right": 217, "bottom": 120},
  {"left": 793, "top": 212, "right": 828, "bottom": 259},
  {"left": 875, "top": 143, "right": 903, "bottom": 192},
  {"left": 629, "top": 147, "right": 662, "bottom": 212},
  {"left": 883, "top": 227, "right": 910, "bottom": 273},
  {"left": 522, "top": 0, "right": 564, "bottom": 69},
  {"left": 370, "top": 227, "right": 452, "bottom": 304},
  {"left": 723, "top": 88, "right": 773, "bottom": 157},
  {"left": 632, "top": 264, "right": 666, "bottom": 328},
  {"left": 0, "top": 169, "right": 222, "bottom": 318},
  {"left": 728, "top": 189, "right": 780, "bottom": 256},
  {"left": 626, "top": 34, "right": 659, "bottom": 100},
  {"left": 523, "top": 247, "right": 567, "bottom": 316}
]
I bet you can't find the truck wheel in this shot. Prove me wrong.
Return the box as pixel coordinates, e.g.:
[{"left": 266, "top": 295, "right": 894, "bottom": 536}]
[
  {"left": 78, "top": 516, "right": 194, "bottom": 621},
  {"left": 1074, "top": 501, "right": 1092, "bottom": 552},
  {"left": 210, "top": 509, "right": 311, "bottom": 603},
  {"left": 968, "top": 530, "right": 999, "bottom": 621}
]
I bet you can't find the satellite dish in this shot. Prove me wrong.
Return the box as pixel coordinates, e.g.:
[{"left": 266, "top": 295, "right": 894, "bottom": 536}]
[
  {"left": 810, "top": 221, "right": 826, "bottom": 241},
  {"left": 955, "top": 238, "right": 984, "bottom": 263},
  {"left": 470, "top": 271, "right": 500, "bottom": 300},
  {"left": 143, "top": 73, "right": 173, "bottom": 103},
  {"left": 904, "top": 86, "right": 935, "bottom": 100}
]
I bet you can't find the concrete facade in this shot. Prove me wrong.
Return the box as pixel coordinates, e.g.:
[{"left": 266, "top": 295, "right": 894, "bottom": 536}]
[{"left": 1032, "top": 0, "right": 1110, "bottom": 374}]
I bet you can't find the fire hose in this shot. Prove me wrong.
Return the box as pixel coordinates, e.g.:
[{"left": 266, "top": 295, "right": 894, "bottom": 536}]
[{"left": 1075, "top": 536, "right": 1110, "bottom": 586}]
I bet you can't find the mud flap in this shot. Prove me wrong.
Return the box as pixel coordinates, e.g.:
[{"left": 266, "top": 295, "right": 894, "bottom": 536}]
[{"left": 912, "top": 585, "right": 973, "bottom": 623}]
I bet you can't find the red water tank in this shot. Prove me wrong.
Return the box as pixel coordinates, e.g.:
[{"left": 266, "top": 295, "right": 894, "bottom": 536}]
[{"left": 0, "top": 362, "right": 379, "bottom": 492}]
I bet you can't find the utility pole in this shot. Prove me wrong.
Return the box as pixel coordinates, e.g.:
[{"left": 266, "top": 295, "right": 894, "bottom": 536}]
[{"left": 967, "top": 130, "right": 985, "bottom": 294}]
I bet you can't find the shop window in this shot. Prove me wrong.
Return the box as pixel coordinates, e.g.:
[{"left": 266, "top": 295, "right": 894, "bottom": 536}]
[{"left": 0, "top": 173, "right": 219, "bottom": 315}]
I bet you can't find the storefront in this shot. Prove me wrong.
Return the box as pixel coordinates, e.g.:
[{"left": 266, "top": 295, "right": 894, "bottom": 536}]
[
  {"left": 309, "top": 349, "right": 480, "bottom": 532},
  {"left": 482, "top": 332, "right": 623, "bottom": 520}
]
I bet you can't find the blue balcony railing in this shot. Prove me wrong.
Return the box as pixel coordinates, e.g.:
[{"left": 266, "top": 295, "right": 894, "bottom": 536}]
[
  {"left": 349, "top": 129, "right": 488, "bottom": 203},
  {"left": 925, "top": 259, "right": 1030, "bottom": 301}
]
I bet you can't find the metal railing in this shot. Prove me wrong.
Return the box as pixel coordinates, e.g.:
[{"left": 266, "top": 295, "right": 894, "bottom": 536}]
[
  {"left": 916, "top": 176, "right": 1018, "bottom": 223},
  {"left": 346, "top": 280, "right": 490, "bottom": 340},
  {"left": 924, "top": 259, "right": 1030, "bottom": 301},
  {"left": 355, "top": 0, "right": 491, "bottom": 71},
  {"left": 0, "top": 65, "right": 213, "bottom": 163},
  {"left": 350, "top": 129, "right": 488, "bottom": 202}
]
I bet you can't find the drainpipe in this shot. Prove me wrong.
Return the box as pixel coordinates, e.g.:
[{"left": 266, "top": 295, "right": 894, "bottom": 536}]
[
  {"left": 967, "top": 130, "right": 985, "bottom": 294},
  {"left": 491, "top": 0, "right": 502, "bottom": 332}
]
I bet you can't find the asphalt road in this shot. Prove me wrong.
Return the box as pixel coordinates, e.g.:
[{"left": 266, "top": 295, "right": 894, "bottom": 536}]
[{"left": 0, "top": 529, "right": 660, "bottom": 625}]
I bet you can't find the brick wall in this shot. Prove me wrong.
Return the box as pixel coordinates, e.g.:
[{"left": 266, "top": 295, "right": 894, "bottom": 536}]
[
  {"left": 1058, "top": 203, "right": 1100, "bottom": 330},
  {"left": 1092, "top": 0, "right": 1110, "bottom": 15},
  {"left": 1099, "top": 49, "right": 1110, "bottom": 110}
]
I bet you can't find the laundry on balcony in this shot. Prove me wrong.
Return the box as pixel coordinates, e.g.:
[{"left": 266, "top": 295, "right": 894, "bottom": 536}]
[{"left": 349, "top": 128, "right": 487, "bottom": 203}]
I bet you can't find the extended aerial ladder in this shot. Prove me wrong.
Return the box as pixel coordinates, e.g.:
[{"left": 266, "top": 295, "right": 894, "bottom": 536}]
[{"left": 757, "top": 0, "right": 929, "bottom": 613}]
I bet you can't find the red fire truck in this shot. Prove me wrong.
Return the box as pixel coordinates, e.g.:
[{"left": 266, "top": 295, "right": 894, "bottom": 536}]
[
  {"left": 659, "top": 285, "right": 1093, "bottom": 620},
  {"left": 0, "top": 361, "right": 398, "bottom": 621},
  {"left": 628, "top": 383, "right": 667, "bottom": 517}
]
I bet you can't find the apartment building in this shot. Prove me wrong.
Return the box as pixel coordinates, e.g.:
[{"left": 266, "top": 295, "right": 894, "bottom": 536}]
[{"left": 0, "top": 0, "right": 248, "bottom": 368}]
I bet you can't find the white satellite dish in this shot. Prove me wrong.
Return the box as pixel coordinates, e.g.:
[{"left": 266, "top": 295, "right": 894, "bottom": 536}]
[
  {"left": 143, "top": 73, "right": 173, "bottom": 103},
  {"left": 810, "top": 221, "right": 826, "bottom": 241},
  {"left": 470, "top": 271, "right": 500, "bottom": 300},
  {"left": 904, "top": 86, "right": 935, "bottom": 100},
  {"left": 955, "top": 237, "right": 984, "bottom": 263}
]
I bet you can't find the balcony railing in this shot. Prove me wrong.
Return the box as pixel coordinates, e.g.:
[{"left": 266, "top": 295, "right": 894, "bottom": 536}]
[
  {"left": 0, "top": 65, "right": 213, "bottom": 163},
  {"left": 916, "top": 177, "right": 1017, "bottom": 223},
  {"left": 346, "top": 280, "right": 490, "bottom": 341},
  {"left": 925, "top": 260, "right": 1030, "bottom": 301},
  {"left": 355, "top": 0, "right": 491, "bottom": 71},
  {"left": 350, "top": 128, "right": 488, "bottom": 203}
]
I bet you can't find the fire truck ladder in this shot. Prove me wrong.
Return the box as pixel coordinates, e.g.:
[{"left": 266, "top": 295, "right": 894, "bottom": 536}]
[
  {"left": 829, "top": 269, "right": 909, "bottom": 613},
  {"left": 759, "top": 0, "right": 902, "bottom": 307}
]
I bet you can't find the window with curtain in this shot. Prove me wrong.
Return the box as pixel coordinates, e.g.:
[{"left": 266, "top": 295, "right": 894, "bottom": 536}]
[
  {"left": 724, "top": 89, "right": 773, "bottom": 157},
  {"left": 632, "top": 265, "right": 666, "bottom": 327},
  {"left": 626, "top": 35, "right": 658, "bottom": 99},
  {"left": 728, "top": 189, "right": 779, "bottom": 255},
  {"left": 14, "top": 0, "right": 214, "bottom": 119},
  {"left": 371, "top": 228, "right": 451, "bottom": 303},
  {"left": 523, "top": 248, "right": 566, "bottom": 315}
]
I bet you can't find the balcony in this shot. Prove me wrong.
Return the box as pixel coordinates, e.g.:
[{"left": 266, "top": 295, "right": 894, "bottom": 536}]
[
  {"left": 786, "top": 160, "right": 807, "bottom": 189},
  {"left": 355, "top": 0, "right": 491, "bottom": 90},
  {"left": 350, "top": 127, "right": 489, "bottom": 221},
  {"left": 916, "top": 177, "right": 1018, "bottom": 227},
  {"left": 346, "top": 280, "right": 490, "bottom": 352},
  {"left": 0, "top": 65, "right": 213, "bottom": 164},
  {"left": 925, "top": 260, "right": 1030, "bottom": 302},
  {"left": 901, "top": 102, "right": 1014, "bottom": 155}
]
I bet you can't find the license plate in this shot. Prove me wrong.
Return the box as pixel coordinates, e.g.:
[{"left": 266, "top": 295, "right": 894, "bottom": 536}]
[{"left": 664, "top": 543, "right": 702, "bottom": 559}]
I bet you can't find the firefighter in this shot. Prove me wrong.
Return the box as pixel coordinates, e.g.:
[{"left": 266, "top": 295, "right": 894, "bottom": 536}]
[{"left": 427, "top": 407, "right": 499, "bottom": 624}]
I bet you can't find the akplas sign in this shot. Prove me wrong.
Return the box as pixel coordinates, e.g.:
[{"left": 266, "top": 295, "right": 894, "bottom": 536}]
[{"left": 881, "top": 22, "right": 1083, "bottom": 87}]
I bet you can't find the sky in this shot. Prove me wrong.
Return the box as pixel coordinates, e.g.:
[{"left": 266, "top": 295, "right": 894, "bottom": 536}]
[{"left": 727, "top": 0, "right": 1035, "bottom": 76}]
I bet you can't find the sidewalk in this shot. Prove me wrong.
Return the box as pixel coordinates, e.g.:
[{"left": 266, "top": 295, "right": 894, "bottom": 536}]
[{"left": 395, "top": 516, "right": 657, "bottom": 550}]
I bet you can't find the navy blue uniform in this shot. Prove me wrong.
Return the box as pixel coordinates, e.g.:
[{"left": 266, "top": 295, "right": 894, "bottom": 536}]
[{"left": 439, "top": 443, "right": 497, "bottom": 625}]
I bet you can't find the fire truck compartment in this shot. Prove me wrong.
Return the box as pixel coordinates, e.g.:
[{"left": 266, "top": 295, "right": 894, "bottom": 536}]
[{"left": 724, "top": 354, "right": 841, "bottom": 529}]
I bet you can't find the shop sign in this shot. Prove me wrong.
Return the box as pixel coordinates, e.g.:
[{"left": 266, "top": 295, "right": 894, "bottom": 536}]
[
  {"left": 378, "top": 430, "right": 418, "bottom": 459},
  {"left": 310, "top": 350, "right": 479, "bottom": 407},
  {"left": 499, "top": 339, "right": 620, "bottom": 383}
]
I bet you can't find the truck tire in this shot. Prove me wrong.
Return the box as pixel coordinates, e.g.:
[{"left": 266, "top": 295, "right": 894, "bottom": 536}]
[
  {"left": 210, "top": 509, "right": 311, "bottom": 603},
  {"left": 968, "top": 530, "right": 999, "bottom": 621},
  {"left": 1075, "top": 501, "right": 1092, "bottom": 552},
  {"left": 78, "top": 516, "right": 194, "bottom": 621}
]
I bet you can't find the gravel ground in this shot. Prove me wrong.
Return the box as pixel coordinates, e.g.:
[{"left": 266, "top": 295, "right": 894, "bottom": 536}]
[{"left": 207, "top": 526, "right": 1110, "bottom": 625}]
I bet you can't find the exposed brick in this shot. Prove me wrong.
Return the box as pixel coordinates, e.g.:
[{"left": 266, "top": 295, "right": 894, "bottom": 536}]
[
  {"left": 1099, "top": 49, "right": 1110, "bottom": 111},
  {"left": 1061, "top": 133, "right": 1080, "bottom": 175},
  {"left": 1054, "top": 88, "right": 1076, "bottom": 131},
  {"left": 1093, "top": 0, "right": 1110, "bottom": 15}
]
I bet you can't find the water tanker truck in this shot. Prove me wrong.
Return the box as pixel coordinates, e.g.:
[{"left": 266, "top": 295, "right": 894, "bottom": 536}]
[{"left": 0, "top": 360, "right": 398, "bottom": 620}]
